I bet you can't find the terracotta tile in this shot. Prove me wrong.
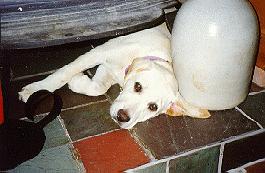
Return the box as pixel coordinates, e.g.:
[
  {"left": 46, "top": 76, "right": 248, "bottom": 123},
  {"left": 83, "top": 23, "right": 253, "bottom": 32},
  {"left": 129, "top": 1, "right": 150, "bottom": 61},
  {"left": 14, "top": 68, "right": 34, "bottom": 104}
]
[
  {"left": 245, "top": 160, "right": 265, "bottom": 173},
  {"left": 238, "top": 92, "right": 265, "bottom": 127},
  {"left": 256, "top": 34, "right": 265, "bottom": 69},
  {"left": 11, "top": 144, "right": 85, "bottom": 173},
  {"left": 74, "top": 130, "right": 149, "bottom": 173},
  {"left": 250, "top": 82, "right": 265, "bottom": 92},
  {"left": 222, "top": 132, "right": 265, "bottom": 172},
  {"left": 250, "top": 0, "right": 265, "bottom": 69},
  {"left": 131, "top": 109, "right": 259, "bottom": 159},
  {"left": 169, "top": 146, "right": 220, "bottom": 173},
  {"left": 61, "top": 101, "right": 119, "bottom": 141},
  {"left": 252, "top": 66, "right": 265, "bottom": 87},
  {"left": 129, "top": 162, "right": 167, "bottom": 173},
  {"left": 7, "top": 78, "right": 106, "bottom": 119}
]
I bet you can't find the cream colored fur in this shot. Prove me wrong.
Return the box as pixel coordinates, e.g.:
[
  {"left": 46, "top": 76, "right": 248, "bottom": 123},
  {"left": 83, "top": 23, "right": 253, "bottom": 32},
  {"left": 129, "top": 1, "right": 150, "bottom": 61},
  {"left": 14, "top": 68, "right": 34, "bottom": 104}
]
[{"left": 19, "top": 23, "right": 210, "bottom": 129}]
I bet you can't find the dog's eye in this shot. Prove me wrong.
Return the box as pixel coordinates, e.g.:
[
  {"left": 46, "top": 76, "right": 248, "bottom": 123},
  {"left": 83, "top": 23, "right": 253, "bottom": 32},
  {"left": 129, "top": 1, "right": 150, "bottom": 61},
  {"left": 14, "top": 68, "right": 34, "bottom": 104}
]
[
  {"left": 134, "top": 82, "right": 142, "bottom": 92},
  {"left": 148, "top": 103, "right": 158, "bottom": 112}
]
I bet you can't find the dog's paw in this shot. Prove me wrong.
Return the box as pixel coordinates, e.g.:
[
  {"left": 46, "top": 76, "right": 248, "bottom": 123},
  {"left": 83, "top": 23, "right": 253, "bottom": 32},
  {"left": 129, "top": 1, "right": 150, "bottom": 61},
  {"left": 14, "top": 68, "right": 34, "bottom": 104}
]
[{"left": 18, "top": 85, "right": 38, "bottom": 102}]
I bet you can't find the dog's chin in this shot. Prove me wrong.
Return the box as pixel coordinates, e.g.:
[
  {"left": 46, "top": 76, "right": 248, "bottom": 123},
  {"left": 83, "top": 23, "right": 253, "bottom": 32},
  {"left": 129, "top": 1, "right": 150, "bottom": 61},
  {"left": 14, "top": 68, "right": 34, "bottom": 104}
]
[{"left": 118, "top": 121, "right": 138, "bottom": 129}]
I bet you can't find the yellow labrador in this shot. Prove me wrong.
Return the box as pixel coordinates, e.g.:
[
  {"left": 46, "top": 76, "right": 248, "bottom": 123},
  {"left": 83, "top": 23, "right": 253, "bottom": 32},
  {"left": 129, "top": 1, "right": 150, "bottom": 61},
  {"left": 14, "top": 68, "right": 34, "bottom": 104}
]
[{"left": 19, "top": 23, "right": 210, "bottom": 129}]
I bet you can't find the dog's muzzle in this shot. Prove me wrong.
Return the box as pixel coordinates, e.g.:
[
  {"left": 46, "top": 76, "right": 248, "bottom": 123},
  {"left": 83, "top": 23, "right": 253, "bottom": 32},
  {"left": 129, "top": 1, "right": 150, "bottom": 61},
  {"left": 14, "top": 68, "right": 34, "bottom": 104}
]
[{"left": 116, "top": 109, "right": 130, "bottom": 122}]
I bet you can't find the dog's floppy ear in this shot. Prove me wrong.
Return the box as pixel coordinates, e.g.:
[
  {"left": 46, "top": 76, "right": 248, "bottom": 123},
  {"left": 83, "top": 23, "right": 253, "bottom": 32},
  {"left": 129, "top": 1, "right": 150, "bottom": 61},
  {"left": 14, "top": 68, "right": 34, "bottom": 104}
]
[
  {"left": 165, "top": 94, "right": 211, "bottom": 118},
  {"left": 125, "top": 58, "right": 151, "bottom": 77}
]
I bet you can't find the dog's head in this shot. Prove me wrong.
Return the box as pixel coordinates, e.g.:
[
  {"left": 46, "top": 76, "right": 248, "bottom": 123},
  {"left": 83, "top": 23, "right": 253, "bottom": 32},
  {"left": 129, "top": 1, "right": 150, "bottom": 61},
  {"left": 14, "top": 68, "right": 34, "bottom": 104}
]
[
  {"left": 110, "top": 57, "right": 177, "bottom": 128},
  {"left": 110, "top": 57, "right": 211, "bottom": 129}
]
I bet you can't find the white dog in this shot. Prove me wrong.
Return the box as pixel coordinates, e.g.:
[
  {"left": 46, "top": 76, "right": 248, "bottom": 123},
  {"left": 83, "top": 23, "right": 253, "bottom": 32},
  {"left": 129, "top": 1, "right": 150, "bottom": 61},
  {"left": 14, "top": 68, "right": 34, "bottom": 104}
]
[{"left": 19, "top": 23, "right": 210, "bottom": 129}]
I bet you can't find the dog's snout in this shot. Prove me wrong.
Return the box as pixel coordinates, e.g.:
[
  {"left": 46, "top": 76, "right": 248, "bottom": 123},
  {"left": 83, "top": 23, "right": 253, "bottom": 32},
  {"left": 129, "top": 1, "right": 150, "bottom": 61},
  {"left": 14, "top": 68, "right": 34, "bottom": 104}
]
[{"left": 117, "top": 109, "right": 130, "bottom": 122}]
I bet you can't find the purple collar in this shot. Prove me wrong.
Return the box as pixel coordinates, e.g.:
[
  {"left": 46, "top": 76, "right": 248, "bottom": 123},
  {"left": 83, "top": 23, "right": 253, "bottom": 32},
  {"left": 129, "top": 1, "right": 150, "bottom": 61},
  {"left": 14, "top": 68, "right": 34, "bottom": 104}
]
[
  {"left": 143, "top": 56, "right": 168, "bottom": 62},
  {"left": 125, "top": 56, "right": 168, "bottom": 75}
]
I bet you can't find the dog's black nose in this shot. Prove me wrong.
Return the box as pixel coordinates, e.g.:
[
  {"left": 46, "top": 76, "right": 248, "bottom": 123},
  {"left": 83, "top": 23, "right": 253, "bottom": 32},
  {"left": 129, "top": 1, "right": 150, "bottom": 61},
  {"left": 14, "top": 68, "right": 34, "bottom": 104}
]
[{"left": 117, "top": 109, "right": 130, "bottom": 122}]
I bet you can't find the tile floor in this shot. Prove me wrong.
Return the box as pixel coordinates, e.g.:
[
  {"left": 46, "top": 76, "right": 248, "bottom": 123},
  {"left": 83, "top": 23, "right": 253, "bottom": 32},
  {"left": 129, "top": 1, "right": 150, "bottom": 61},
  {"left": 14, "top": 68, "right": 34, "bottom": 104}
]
[
  {"left": 2, "top": 51, "right": 265, "bottom": 173},
  {"left": 1, "top": 21, "right": 265, "bottom": 173}
]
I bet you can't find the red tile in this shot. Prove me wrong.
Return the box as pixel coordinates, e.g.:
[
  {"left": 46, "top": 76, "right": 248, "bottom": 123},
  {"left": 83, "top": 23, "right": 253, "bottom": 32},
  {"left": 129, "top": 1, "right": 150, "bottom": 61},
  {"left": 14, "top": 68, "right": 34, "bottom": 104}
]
[
  {"left": 250, "top": 0, "right": 265, "bottom": 69},
  {"left": 246, "top": 160, "right": 265, "bottom": 173},
  {"left": 73, "top": 130, "right": 149, "bottom": 172}
]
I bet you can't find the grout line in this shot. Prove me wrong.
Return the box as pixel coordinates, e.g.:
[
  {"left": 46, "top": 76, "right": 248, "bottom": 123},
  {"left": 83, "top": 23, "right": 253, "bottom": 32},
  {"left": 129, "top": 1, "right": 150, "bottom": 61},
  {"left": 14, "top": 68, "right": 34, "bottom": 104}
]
[
  {"left": 166, "top": 160, "right": 170, "bottom": 173},
  {"left": 227, "top": 167, "right": 246, "bottom": 172},
  {"left": 129, "top": 129, "right": 156, "bottom": 161},
  {"left": 126, "top": 129, "right": 265, "bottom": 172},
  {"left": 19, "top": 99, "right": 109, "bottom": 121},
  {"left": 68, "top": 142, "right": 87, "bottom": 172},
  {"left": 58, "top": 116, "right": 86, "bottom": 172},
  {"left": 222, "top": 128, "right": 265, "bottom": 144},
  {"left": 227, "top": 158, "right": 265, "bottom": 172},
  {"left": 73, "top": 128, "right": 121, "bottom": 143},
  {"left": 11, "top": 69, "right": 57, "bottom": 81},
  {"left": 104, "top": 93, "right": 113, "bottom": 104},
  {"left": 19, "top": 113, "right": 48, "bottom": 121},
  {"left": 235, "top": 107, "right": 264, "bottom": 129},
  {"left": 58, "top": 116, "right": 73, "bottom": 143},
  {"left": 61, "top": 99, "right": 109, "bottom": 112},
  {"left": 249, "top": 89, "right": 265, "bottom": 95},
  {"left": 127, "top": 143, "right": 221, "bottom": 171},
  {"left": 217, "top": 143, "right": 225, "bottom": 173}
]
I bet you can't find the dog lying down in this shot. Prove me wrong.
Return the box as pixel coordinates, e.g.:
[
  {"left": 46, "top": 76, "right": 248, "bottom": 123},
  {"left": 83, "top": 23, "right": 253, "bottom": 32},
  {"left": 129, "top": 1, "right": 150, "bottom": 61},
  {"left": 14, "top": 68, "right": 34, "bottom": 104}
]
[{"left": 19, "top": 23, "right": 210, "bottom": 129}]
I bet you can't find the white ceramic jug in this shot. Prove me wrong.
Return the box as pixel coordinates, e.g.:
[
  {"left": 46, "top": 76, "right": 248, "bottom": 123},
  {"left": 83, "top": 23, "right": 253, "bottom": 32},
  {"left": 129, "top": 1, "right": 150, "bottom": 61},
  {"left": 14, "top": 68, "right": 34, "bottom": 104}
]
[{"left": 172, "top": 0, "right": 259, "bottom": 110}]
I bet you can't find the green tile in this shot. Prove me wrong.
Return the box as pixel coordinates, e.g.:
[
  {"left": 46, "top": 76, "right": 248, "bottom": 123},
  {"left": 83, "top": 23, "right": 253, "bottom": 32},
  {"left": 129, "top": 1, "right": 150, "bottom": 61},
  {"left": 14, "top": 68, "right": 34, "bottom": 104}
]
[
  {"left": 10, "top": 144, "right": 85, "bottom": 173},
  {"left": 42, "top": 117, "right": 70, "bottom": 149},
  {"left": 132, "top": 162, "right": 167, "bottom": 173},
  {"left": 238, "top": 92, "right": 265, "bottom": 127},
  {"left": 27, "top": 116, "right": 70, "bottom": 150},
  {"left": 106, "top": 84, "right": 121, "bottom": 102},
  {"left": 169, "top": 146, "right": 220, "bottom": 173},
  {"left": 61, "top": 101, "right": 119, "bottom": 141}
]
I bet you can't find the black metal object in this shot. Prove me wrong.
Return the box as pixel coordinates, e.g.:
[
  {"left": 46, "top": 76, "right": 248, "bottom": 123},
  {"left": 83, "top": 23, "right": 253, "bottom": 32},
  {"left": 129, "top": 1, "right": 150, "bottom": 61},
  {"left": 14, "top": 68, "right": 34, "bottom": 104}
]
[
  {"left": 0, "top": 90, "right": 63, "bottom": 171},
  {"left": 1, "top": 0, "right": 179, "bottom": 49}
]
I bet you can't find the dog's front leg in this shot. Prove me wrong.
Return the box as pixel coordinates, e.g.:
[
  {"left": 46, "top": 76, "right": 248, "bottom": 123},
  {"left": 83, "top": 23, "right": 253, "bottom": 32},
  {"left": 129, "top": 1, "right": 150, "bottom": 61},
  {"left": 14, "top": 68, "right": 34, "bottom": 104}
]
[
  {"left": 19, "top": 43, "right": 136, "bottom": 102},
  {"left": 68, "top": 65, "right": 116, "bottom": 96},
  {"left": 18, "top": 50, "right": 105, "bottom": 102}
]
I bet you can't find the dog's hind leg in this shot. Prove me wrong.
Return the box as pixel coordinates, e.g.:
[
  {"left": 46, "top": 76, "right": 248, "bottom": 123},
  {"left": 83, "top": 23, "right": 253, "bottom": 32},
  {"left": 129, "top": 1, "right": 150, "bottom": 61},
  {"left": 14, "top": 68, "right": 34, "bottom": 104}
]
[{"left": 68, "top": 65, "right": 116, "bottom": 96}]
